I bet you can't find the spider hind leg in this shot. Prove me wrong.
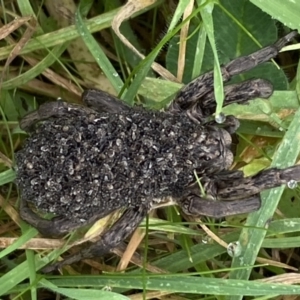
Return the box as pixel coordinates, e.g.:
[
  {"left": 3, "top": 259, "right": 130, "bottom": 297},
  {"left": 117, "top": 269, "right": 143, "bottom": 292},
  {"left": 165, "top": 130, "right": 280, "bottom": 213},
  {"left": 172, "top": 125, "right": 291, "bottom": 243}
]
[
  {"left": 180, "top": 194, "right": 261, "bottom": 218},
  {"left": 42, "top": 204, "right": 150, "bottom": 273},
  {"left": 181, "top": 164, "right": 300, "bottom": 218},
  {"left": 19, "top": 196, "right": 84, "bottom": 236}
]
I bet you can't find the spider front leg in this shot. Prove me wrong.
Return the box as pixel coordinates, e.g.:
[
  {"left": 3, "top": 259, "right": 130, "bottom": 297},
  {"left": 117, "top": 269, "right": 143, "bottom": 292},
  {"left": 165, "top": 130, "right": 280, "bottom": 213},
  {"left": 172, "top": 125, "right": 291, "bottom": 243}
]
[
  {"left": 167, "top": 31, "right": 297, "bottom": 117},
  {"left": 20, "top": 101, "right": 95, "bottom": 131},
  {"left": 199, "top": 78, "right": 273, "bottom": 117},
  {"left": 217, "top": 165, "right": 300, "bottom": 200},
  {"left": 82, "top": 89, "right": 131, "bottom": 113},
  {"left": 20, "top": 89, "right": 130, "bottom": 131},
  {"left": 42, "top": 204, "right": 150, "bottom": 273}
]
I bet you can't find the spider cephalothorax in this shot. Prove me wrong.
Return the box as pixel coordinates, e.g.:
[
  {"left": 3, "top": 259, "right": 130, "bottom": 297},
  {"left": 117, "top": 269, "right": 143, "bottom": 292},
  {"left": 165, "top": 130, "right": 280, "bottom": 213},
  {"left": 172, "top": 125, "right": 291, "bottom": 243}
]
[{"left": 15, "top": 31, "right": 299, "bottom": 272}]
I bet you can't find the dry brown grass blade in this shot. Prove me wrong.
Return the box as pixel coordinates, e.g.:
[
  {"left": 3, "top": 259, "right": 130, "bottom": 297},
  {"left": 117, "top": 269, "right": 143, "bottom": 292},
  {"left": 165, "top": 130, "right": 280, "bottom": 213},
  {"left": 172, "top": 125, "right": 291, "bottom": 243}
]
[
  {"left": 117, "top": 227, "right": 146, "bottom": 271},
  {"left": 177, "top": 0, "right": 194, "bottom": 81},
  {"left": 24, "top": 55, "right": 82, "bottom": 97},
  {"left": 44, "top": 0, "right": 118, "bottom": 95},
  {"left": 0, "top": 195, "right": 21, "bottom": 227},
  {"left": 129, "top": 290, "right": 174, "bottom": 300},
  {"left": 112, "top": 0, "right": 179, "bottom": 82},
  {"left": 190, "top": 216, "right": 228, "bottom": 248},
  {"left": 0, "top": 237, "right": 64, "bottom": 249},
  {"left": 0, "top": 16, "right": 32, "bottom": 40},
  {"left": 113, "top": 245, "right": 168, "bottom": 274},
  {"left": 256, "top": 257, "right": 298, "bottom": 271},
  {"left": 83, "top": 211, "right": 121, "bottom": 243},
  {"left": 16, "top": 77, "right": 81, "bottom": 103},
  {"left": 258, "top": 273, "right": 300, "bottom": 285},
  {"left": 0, "top": 17, "right": 37, "bottom": 85},
  {"left": 0, "top": 152, "right": 12, "bottom": 168}
]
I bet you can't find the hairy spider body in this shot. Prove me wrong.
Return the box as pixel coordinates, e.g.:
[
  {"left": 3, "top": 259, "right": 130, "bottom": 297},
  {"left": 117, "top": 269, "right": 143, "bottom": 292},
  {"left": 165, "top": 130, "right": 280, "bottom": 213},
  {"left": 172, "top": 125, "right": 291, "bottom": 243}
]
[
  {"left": 16, "top": 108, "right": 232, "bottom": 223},
  {"left": 15, "top": 31, "right": 300, "bottom": 272}
]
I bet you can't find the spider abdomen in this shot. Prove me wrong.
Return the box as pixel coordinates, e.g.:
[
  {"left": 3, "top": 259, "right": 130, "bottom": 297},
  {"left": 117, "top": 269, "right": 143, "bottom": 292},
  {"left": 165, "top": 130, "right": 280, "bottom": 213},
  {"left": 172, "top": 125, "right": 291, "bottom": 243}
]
[{"left": 16, "top": 107, "right": 231, "bottom": 222}]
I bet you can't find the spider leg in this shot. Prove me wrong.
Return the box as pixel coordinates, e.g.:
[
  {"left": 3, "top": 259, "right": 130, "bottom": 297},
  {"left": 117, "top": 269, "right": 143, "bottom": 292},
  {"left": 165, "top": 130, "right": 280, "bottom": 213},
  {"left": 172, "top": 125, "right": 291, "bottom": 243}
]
[
  {"left": 20, "top": 101, "right": 95, "bottom": 131},
  {"left": 182, "top": 165, "right": 300, "bottom": 217},
  {"left": 19, "top": 196, "right": 83, "bottom": 236},
  {"left": 194, "top": 166, "right": 300, "bottom": 201},
  {"left": 42, "top": 204, "right": 149, "bottom": 273},
  {"left": 167, "top": 31, "right": 297, "bottom": 114},
  {"left": 20, "top": 89, "right": 130, "bottom": 131},
  {"left": 186, "top": 78, "right": 273, "bottom": 132},
  {"left": 21, "top": 89, "right": 131, "bottom": 131},
  {"left": 180, "top": 194, "right": 261, "bottom": 218},
  {"left": 82, "top": 89, "right": 131, "bottom": 113},
  {"left": 197, "top": 78, "right": 273, "bottom": 117},
  {"left": 19, "top": 196, "right": 120, "bottom": 237},
  {"left": 217, "top": 165, "right": 300, "bottom": 200}
]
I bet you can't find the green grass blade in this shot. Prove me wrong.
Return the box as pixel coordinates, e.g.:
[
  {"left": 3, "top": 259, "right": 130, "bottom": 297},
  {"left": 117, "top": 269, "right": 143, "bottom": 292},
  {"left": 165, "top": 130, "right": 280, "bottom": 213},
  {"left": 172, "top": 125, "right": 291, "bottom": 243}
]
[
  {"left": 39, "top": 279, "right": 131, "bottom": 300},
  {"left": 2, "top": 44, "right": 68, "bottom": 90},
  {"left": 0, "top": 4, "right": 160, "bottom": 61},
  {"left": 74, "top": 7, "right": 124, "bottom": 93},
  {"left": 228, "top": 105, "right": 300, "bottom": 299},
  {"left": 0, "top": 228, "right": 37, "bottom": 259},
  {"left": 47, "top": 275, "right": 300, "bottom": 296},
  {"left": 0, "top": 169, "right": 16, "bottom": 186},
  {"left": 251, "top": 0, "right": 300, "bottom": 32},
  {"left": 201, "top": 2, "right": 224, "bottom": 117}
]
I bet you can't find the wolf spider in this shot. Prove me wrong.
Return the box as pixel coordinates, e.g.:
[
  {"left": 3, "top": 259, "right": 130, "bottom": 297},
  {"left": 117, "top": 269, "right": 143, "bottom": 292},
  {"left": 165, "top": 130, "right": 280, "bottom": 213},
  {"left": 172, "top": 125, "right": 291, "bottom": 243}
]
[{"left": 16, "top": 31, "right": 299, "bottom": 272}]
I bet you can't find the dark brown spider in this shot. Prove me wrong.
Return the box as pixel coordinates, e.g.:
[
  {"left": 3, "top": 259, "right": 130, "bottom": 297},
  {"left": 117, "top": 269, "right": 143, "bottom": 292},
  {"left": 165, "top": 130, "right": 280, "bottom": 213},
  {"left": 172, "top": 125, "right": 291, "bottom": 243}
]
[{"left": 15, "top": 31, "right": 299, "bottom": 273}]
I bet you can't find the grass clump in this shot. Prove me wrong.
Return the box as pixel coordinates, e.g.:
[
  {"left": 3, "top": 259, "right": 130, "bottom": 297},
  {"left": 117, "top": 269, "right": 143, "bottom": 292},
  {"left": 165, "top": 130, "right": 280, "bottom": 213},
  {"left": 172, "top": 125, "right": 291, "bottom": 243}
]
[{"left": 0, "top": 0, "right": 300, "bottom": 299}]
